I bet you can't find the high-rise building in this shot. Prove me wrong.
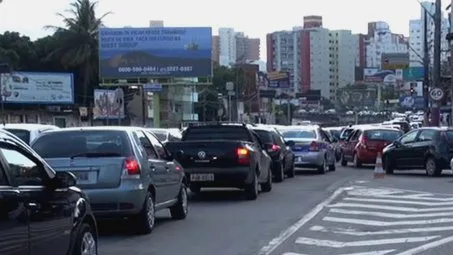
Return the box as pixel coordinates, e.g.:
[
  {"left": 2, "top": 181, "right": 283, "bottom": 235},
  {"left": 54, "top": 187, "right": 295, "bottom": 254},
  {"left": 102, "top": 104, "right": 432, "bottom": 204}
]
[
  {"left": 366, "top": 21, "right": 408, "bottom": 68},
  {"left": 212, "top": 35, "right": 220, "bottom": 64},
  {"left": 267, "top": 16, "right": 356, "bottom": 100},
  {"left": 149, "top": 20, "right": 164, "bottom": 27},
  {"left": 409, "top": 1, "right": 450, "bottom": 67},
  {"left": 236, "top": 32, "right": 261, "bottom": 62},
  {"left": 218, "top": 28, "right": 237, "bottom": 66}
]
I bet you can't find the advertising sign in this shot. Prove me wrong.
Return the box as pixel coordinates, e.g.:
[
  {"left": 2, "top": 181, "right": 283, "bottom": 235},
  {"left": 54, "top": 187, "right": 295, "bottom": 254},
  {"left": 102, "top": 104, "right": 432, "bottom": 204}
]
[
  {"left": 403, "top": 67, "right": 424, "bottom": 81},
  {"left": 336, "top": 87, "right": 378, "bottom": 108},
  {"left": 381, "top": 53, "right": 410, "bottom": 70},
  {"left": 400, "top": 96, "right": 425, "bottom": 109},
  {"left": 99, "top": 27, "right": 213, "bottom": 78},
  {"left": 0, "top": 72, "right": 74, "bottom": 104},
  {"left": 93, "top": 89, "right": 125, "bottom": 119},
  {"left": 363, "top": 68, "right": 402, "bottom": 83},
  {"left": 267, "top": 71, "right": 290, "bottom": 88}
]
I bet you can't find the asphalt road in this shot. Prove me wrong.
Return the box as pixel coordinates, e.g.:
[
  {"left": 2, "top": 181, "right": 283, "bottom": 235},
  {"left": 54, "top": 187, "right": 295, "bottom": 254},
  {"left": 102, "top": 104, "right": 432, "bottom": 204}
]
[{"left": 98, "top": 165, "right": 453, "bottom": 255}]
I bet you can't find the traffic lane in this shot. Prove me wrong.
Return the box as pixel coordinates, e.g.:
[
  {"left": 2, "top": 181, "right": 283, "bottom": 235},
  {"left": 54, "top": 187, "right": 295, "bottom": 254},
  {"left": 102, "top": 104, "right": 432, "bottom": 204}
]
[
  {"left": 98, "top": 165, "right": 365, "bottom": 255},
  {"left": 263, "top": 169, "right": 453, "bottom": 255}
]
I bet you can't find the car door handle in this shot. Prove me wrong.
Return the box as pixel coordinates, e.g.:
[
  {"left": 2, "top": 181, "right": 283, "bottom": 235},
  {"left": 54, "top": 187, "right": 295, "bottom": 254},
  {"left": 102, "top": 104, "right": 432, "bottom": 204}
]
[{"left": 25, "top": 202, "right": 40, "bottom": 209}]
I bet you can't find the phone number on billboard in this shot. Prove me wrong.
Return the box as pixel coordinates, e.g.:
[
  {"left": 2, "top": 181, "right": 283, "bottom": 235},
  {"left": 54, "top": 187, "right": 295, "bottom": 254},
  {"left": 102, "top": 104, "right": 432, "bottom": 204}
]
[{"left": 118, "top": 66, "right": 193, "bottom": 72}]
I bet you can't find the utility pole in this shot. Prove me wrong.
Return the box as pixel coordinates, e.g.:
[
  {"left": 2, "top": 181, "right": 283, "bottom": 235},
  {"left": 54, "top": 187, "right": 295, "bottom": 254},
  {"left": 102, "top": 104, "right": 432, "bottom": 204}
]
[
  {"left": 423, "top": 8, "right": 431, "bottom": 125},
  {"left": 431, "top": 0, "right": 442, "bottom": 126}
]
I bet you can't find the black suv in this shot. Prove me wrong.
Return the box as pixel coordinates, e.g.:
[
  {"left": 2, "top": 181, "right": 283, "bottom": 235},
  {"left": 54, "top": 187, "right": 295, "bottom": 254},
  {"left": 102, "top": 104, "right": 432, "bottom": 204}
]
[
  {"left": 252, "top": 127, "right": 295, "bottom": 182},
  {"left": 0, "top": 129, "right": 98, "bottom": 255}
]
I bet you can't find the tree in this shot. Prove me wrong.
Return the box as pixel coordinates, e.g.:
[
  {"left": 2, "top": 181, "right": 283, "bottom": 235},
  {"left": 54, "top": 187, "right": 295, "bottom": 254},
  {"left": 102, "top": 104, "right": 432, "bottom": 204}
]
[
  {"left": 0, "top": 32, "right": 38, "bottom": 70},
  {"left": 45, "top": 0, "right": 110, "bottom": 105}
]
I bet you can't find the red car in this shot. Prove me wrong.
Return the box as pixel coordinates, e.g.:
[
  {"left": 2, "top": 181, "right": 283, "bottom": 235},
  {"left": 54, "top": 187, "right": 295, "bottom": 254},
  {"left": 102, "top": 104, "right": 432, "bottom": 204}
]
[{"left": 341, "top": 127, "right": 403, "bottom": 167}]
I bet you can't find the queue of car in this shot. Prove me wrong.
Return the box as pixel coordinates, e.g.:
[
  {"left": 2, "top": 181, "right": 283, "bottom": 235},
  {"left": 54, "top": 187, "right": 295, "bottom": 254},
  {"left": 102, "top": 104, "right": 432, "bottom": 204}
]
[{"left": 0, "top": 119, "right": 451, "bottom": 254}]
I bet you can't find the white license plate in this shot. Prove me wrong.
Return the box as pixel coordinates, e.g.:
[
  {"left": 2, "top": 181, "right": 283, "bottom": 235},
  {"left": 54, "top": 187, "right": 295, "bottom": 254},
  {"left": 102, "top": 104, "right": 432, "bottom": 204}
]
[
  {"left": 297, "top": 157, "right": 302, "bottom": 162},
  {"left": 190, "top": 173, "right": 214, "bottom": 182},
  {"left": 73, "top": 171, "right": 97, "bottom": 185}
]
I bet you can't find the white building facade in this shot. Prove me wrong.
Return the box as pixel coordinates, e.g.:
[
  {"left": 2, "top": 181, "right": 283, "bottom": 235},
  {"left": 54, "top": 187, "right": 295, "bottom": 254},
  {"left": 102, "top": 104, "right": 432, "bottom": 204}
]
[{"left": 218, "top": 28, "right": 237, "bottom": 67}]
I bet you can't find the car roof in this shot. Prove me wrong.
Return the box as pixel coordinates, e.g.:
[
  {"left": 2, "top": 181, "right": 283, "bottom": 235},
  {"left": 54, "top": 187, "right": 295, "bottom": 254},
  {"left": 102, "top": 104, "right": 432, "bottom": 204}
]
[
  {"left": 44, "top": 126, "right": 141, "bottom": 133},
  {"left": 2, "top": 123, "right": 60, "bottom": 131}
]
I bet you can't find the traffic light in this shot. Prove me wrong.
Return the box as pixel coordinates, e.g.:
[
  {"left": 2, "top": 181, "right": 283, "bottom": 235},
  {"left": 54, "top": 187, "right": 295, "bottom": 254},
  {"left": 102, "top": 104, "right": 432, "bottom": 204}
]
[{"left": 410, "top": 87, "right": 415, "bottom": 95}]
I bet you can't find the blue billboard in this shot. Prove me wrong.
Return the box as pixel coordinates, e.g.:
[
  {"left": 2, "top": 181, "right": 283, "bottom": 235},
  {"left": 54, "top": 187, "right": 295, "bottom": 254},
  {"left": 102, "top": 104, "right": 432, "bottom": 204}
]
[
  {"left": 403, "top": 67, "right": 424, "bottom": 81},
  {"left": 400, "top": 96, "right": 425, "bottom": 109},
  {"left": 99, "top": 27, "right": 212, "bottom": 78}
]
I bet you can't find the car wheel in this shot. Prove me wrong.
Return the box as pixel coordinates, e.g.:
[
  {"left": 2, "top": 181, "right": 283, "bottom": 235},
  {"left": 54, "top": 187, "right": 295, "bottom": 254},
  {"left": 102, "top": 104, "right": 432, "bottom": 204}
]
[
  {"left": 274, "top": 162, "right": 284, "bottom": 183},
  {"left": 287, "top": 161, "right": 295, "bottom": 178},
  {"left": 425, "top": 157, "right": 442, "bottom": 177},
  {"left": 170, "top": 184, "right": 189, "bottom": 220},
  {"left": 73, "top": 223, "right": 97, "bottom": 255},
  {"left": 245, "top": 171, "right": 259, "bottom": 200},
  {"left": 329, "top": 161, "right": 336, "bottom": 171},
  {"left": 261, "top": 167, "right": 273, "bottom": 192},
  {"left": 340, "top": 153, "right": 347, "bottom": 166},
  {"left": 353, "top": 153, "right": 361, "bottom": 168},
  {"left": 134, "top": 191, "right": 155, "bottom": 234},
  {"left": 383, "top": 155, "right": 394, "bottom": 174},
  {"left": 317, "top": 158, "right": 327, "bottom": 174}
]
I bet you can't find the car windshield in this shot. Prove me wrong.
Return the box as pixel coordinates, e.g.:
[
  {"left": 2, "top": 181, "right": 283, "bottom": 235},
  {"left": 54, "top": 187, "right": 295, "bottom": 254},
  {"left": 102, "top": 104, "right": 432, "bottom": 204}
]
[
  {"left": 150, "top": 131, "right": 168, "bottom": 142},
  {"left": 281, "top": 130, "right": 316, "bottom": 139},
  {"left": 254, "top": 130, "right": 273, "bottom": 143},
  {"left": 364, "top": 129, "right": 402, "bottom": 141},
  {"left": 4, "top": 129, "right": 31, "bottom": 144},
  {"left": 31, "top": 130, "right": 132, "bottom": 158},
  {"left": 327, "top": 129, "right": 341, "bottom": 140},
  {"left": 340, "top": 128, "right": 354, "bottom": 140},
  {"left": 183, "top": 126, "right": 250, "bottom": 141}
]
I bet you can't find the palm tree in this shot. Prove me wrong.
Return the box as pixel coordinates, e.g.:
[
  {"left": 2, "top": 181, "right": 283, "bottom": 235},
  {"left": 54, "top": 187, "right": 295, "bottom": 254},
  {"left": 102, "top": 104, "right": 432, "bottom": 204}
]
[{"left": 45, "top": 0, "right": 110, "bottom": 105}]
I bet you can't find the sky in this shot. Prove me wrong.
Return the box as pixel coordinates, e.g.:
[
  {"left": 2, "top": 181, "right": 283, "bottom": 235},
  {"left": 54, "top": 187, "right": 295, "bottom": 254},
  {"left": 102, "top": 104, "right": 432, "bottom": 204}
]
[{"left": 0, "top": 0, "right": 451, "bottom": 61}]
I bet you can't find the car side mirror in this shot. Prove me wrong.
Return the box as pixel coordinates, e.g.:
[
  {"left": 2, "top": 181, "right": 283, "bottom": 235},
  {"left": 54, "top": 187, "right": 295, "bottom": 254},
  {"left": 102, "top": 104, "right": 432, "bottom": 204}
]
[
  {"left": 285, "top": 140, "right": 295, "bottom": 147},
  {"left": 393, "top": 140, "right": 402, "bottom": 147},
  {"left": 50, "top": 171, "right": 76, "bottom": 189}
]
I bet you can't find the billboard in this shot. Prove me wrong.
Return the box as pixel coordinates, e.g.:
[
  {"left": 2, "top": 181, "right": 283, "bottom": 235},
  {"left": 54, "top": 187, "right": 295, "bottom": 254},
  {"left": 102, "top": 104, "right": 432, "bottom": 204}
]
[
  {"left": 381, "top": 53, "right": 410, "bottom": 70},
  {"left": 336, "top": 87, "right": 378, "bottom": 108},
  {"left": 93, "top": 89, "right": 125, "bottom": 119},
  {"left": 363, "top": 68, "right": 403, "bottom": 83},
  {"left": 0, "top": 72, "right": 74, "bottom": 104},
  {"left": 99, "top": 27, "right": 212, "bottom": 78},
  {"left": 400, "top": 96, "right": 425, "bottom": 109},
  {"left": 403, "top": 67, "right": 424, "bottom": 81},
  {"left": 267, "top": 71, "right": 290, "bottom": 89}
]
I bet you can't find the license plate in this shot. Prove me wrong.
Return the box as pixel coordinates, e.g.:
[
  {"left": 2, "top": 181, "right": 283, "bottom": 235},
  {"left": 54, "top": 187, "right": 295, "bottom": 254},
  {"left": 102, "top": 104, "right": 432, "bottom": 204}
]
[
  {"left": 72, "top": 171, "right": 97, "bottom": 185},
  {"left": 297, "top": 157, "right": 302, "bottom": 162},
  {"left": 190, "top": 173, "right": 214, "bottom": 182}
]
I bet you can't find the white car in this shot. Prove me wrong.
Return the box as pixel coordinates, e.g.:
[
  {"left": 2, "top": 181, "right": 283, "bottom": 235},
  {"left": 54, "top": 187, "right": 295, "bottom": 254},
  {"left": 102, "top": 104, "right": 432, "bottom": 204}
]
[
  {"left": 1, "top": 123, "right": 60, "bottom": 144},
  {"left": 450, "top": 158, "right": 453, "bottom": 171}
]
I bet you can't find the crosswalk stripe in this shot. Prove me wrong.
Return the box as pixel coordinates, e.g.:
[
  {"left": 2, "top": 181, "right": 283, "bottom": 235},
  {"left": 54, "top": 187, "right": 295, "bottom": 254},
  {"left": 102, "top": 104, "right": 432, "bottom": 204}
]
[
  {"left": 344, "top": 197, "right": 453, "bottom": 206},
  {"left": 395, "top": 236, "right": 453, "bottom": 255},
  {"left": 323, "top": 216, "right": 453, "bottom": 226},
  {"left": 347, "top": 192, "right": 453, "bottom": 202},
  {"left": 295, "top": 236, "right": 439, "bottom": 248},
  {"left": 310, "top": 225, "right": 453, "bottom": 236},
  {"left": 327, "top": 202, "right": 453, "bottom": 212},
  {"left": 328, "top": 208, "right": 453, "bottom": 218},
  {"left": 337, "top": 250, "right": 395, "bottom": 255}
]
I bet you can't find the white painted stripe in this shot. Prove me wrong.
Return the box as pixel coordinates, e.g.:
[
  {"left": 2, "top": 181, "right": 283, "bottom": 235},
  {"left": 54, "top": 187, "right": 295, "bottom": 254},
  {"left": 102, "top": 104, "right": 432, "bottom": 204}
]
[
  {"left": 323, "top": 216, "right": 453, "bottom": 226},
  {"left": 257, "top": 186, "right": 350, "bottom": 255},
  {"left": 347, "top": 192, "right": 453, "bottom": 201},
  {"left": 327, "top": 202, "right": 453, "bottom": 212},
  {"left": 344, "top": 197, "right": 453, "bottom": 206},
  {"left": 310, "top": 225, "right": 453, "bottom": 236},
  {"left": 338, "top": 250, "right": 395, "bottom": 255},
  {"left": 395, "top": 236, "right": 453, "bottom": 255},
  {"left": 351, "top": 186, "right": 453, "bottom": 197},
  {"left": 295, "top": 236, "right": 439, "bottom": 248},
  {"left": 281, "top": 253, "right": 309, "bottom": 255},
  {"left": 329, "top": 208, "right": 453, "bottom": 218}
]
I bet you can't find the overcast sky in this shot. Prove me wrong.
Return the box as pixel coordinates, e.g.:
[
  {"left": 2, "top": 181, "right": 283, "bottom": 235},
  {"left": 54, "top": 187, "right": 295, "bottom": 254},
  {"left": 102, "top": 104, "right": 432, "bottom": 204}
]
[{"left": 0, "top": 0, "right": 450, "bottom": 60}]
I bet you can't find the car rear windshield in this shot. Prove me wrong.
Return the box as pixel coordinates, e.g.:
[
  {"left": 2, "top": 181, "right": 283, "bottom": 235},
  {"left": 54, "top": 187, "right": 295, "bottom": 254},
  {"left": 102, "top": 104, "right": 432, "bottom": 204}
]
[
  {"left": 183, "top": 126, "right": 250, "bottom": 141},
  {"left": 340, "top": 128, "right": 354, "bottom": 139},
  {"left": 328, "top": 130, "right": 341, "bottom": 140},
  {"left": 31, "top": 130, "right": 132, "bottom": 158},
  {"left": 254, "top": 130, "right": 273, "bottom": 143},
  {"left": 4, "top": 129, "right": 31, "bottom": 144},
  {"left": 442, "top": 131, "right": 453, "bottom": 142},
  {"left": 364, "top": 129, "right": 402, "bottom": 141},
  {"left": 150, "top": 131, "right": 168, "bottom": 142},
  {"left": 281, "top": 130, "right": 316, "bottom": 139}
]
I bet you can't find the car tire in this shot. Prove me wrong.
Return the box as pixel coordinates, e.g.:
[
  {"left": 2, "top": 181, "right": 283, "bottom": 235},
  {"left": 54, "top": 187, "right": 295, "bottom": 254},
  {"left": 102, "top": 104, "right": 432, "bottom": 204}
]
[
  {"left": 261, "top": 167, "right": 272, "bottom": 192},
  {"left": 383, "top": 155, "right": 394, "bottom": 174},
  {"left": 329, "top": 161, "right": 336, "bottom": 171},
  {"left": 72, "top": 223, "right": 97, "bottom": 255},
  {"left": 133, "top": 191, "right": 155, "bottom": 235},
  {"left": 287, "top": 161, "right": 295, "bottom": 178},
  {"left": 317, "top": 158, "right": 327, "bottom": 174},
  {"left": 170, "top": 185, "right": 189, "bottom": 220},
  {"left": 425, "top": 157, "right": 442, "bottom": 177},
  {"left": 274, "top": 162, "right": 284, "bottom": 183},
  {"left": 353, "top": 153, "right": 361, "bottom": 168},
  {"left": 245, "top": 171, "right": 259, "bottom": 200},
  {"left": 340, "top": 153, "right": 347, "bottom": 166}
]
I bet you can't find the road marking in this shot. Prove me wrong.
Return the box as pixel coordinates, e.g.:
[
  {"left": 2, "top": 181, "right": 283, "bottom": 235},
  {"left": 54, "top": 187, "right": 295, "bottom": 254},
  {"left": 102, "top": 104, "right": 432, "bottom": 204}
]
[
  {"left": 344, "top": 197, "right": 453, "bottom": 206},
  {"left": 310, "top": 225, "right": 453, "bottom": 236},
  {"left": 337, "top": 251, "right": 395, "bottom": 255},
  {"left": 282, "top": 253, "right": 309, "bottom": 255},
  {"left": 295, "top": 236, "right": 439, "bottom": 248},
  {"left": 257, "top": 186, "right": 350, "bottom": 255},
  {"left": 327, "top": 202, "right": 453, "bottom": 212},
  {"left": 329, "top": 208, "right": 453, "bottom": 218},
  {"left": 324, "top": 216, "right": 453, "bottom": 226},
  {"left": 347, "top": 191, "right": 453, "bottom": 201},
  {"left": 395, "top": 236, "right": 453, "bottom": 255}
]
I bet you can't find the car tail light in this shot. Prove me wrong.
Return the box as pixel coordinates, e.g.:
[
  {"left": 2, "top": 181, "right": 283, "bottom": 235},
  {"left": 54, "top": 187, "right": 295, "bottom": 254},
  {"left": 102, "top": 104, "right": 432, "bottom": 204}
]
[
  {"left": 268, "top": 144, "right": 281, "bottom": 152},
  {"left": 175, "top": 165, "right": 182, "bottom": 171},
  {"left": 237, "top": 147, "right": 250, "bottom": 165},
  {"left": 309, "top": 141, "right": 320, "bottom": 151},
  {"left": 360, "top": 135, "right": 368, "bottom": 149},
  {"left": 123, "top": 157, "right": 141, "bottom": 178}
]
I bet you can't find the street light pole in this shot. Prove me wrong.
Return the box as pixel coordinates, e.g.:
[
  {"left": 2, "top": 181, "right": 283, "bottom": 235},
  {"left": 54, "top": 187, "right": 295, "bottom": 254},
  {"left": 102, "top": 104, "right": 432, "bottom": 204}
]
[
  {"left": 431, "top": 0, "right": 442, "bottom": 126},
  {"left": 423, "top": 8, "right": 430, "bottom": 125}
]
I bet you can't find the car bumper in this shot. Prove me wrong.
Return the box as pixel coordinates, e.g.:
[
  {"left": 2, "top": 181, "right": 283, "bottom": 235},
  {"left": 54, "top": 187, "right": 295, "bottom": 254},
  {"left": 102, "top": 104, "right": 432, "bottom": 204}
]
[
  {"left": 84, "top": 183, "right": 147, "bottom": 217},
  {"left": 293, "top": 151, "right": 323, "bottom": 168},
  {"left": 185, "top": 167, "right": 253, "bottom": 188}
]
